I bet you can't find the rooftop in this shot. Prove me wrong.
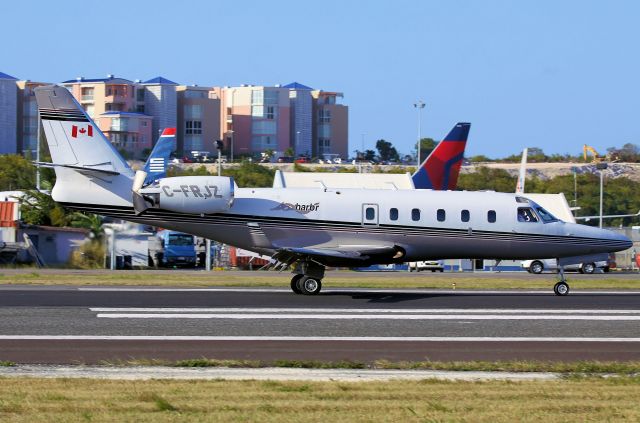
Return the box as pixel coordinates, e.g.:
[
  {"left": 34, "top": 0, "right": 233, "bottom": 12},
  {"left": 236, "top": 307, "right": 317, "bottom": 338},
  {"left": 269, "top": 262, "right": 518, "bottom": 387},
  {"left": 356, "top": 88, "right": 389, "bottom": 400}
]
[
  {"left": 62, "top": 75, "right": 134, "bottom": 84},
  {"left": 283, "top": 82, "right": 313, "bottom": 90},
  {"left": 0, "top": 71, "right": 18, "bottom": 80},
  {"left": 101, "top": 111, "right": 151, "bottom": 117},
  {"left": 143, "top": 76, "right": 178, "bottom": 85}
]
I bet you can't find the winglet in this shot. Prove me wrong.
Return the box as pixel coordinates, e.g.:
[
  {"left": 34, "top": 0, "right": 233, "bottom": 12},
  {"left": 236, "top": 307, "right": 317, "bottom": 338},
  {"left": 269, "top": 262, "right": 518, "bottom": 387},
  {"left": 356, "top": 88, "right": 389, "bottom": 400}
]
[{"left": 412, "top": 122, "right": 471, "bottom": 190}]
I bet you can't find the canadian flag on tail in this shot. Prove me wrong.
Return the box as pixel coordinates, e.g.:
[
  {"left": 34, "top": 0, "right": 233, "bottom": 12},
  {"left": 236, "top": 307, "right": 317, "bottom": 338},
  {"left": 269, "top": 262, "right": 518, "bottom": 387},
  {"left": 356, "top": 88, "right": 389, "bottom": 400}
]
[{"left": 71, "top": 125, "right": 93, "bottom": 138}]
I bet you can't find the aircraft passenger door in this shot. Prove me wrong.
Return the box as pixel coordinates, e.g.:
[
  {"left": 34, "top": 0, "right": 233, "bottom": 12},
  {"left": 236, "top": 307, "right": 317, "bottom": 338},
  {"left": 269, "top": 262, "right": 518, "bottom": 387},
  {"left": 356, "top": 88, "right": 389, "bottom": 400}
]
[{"left": 362, "top": 204, "right": 379, "bottom": 226}]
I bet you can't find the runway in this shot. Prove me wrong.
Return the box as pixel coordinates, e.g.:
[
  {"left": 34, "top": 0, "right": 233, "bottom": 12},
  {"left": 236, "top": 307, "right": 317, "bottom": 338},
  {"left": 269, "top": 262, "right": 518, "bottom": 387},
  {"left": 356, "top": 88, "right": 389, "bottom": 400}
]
[{"left": 1, "top": 285, "right": 640, "bottom": 364}]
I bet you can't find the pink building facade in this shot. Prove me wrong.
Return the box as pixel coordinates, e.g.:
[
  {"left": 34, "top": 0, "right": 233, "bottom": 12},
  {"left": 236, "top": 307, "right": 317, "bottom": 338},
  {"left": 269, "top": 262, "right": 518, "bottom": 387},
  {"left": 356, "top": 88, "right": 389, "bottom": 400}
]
[{"left": 95, "top": 112, "right": 153, "bottom": 159}]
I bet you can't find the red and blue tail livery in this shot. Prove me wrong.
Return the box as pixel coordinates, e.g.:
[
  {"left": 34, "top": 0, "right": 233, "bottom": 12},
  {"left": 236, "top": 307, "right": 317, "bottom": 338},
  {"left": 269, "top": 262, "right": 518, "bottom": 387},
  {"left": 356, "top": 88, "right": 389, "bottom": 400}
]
[{"left": 412, "top": 122, "right": 471, "bottom": 190}]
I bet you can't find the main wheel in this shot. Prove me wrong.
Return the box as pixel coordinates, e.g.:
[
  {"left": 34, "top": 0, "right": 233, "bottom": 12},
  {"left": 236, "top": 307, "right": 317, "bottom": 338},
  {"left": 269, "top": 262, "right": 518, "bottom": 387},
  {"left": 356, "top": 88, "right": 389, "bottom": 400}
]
[
  {"left": 530, "top": 261, "right": 544, "bottom": 274},
  {"left": 290, "top": 274, "right": 304, "bottom": 294},
  {"left": 580, "top": 263, "right": 596, "bottom": 274},
  {"left": 554, "top": 281, "right": 570, "bottom": 296},
  {"left": 298, "top": 276, "right": 322, "bottom": 295}
]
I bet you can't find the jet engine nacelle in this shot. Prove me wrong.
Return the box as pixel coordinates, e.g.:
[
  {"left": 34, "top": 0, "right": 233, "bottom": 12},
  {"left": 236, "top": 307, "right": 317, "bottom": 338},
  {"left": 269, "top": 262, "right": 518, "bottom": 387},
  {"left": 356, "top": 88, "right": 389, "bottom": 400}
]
[{"left": 139, "top": 176, "right": 235, "bottom": 214}]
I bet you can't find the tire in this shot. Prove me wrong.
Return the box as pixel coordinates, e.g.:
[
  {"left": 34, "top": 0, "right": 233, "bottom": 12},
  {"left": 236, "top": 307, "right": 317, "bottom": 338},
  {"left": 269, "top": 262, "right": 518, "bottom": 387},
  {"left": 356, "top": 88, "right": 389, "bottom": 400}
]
[
  {"left": 298, "top": 276, "right": 322, "bottom": 295},
  {"left": 530, "top": 261, "right": 544, "bottom": 274},
  {"left": 439, "top": 269, "right": 444, "bottom": 273},
  {"left": 580, "top": 263, "right": 596, "bottom": 274},
  {"left": 554, "top": 281, "right": 570, "bottom": 296},
  {"left": 290, "top": 275, "right": 304, "bottom": 294},
  {"left": 603, "top": 266, "right": 610, "bottom": 273}
]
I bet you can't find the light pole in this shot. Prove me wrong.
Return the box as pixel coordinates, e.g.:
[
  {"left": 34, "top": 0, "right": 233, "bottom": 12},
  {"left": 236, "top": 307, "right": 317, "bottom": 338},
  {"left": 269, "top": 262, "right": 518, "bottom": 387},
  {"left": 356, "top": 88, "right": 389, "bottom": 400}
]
[
  {"left": 414, "top": 100, "right": 425, "bottom": 164},
  {"left": 596, "top": 162, "right": 608, "bottom": 228}
]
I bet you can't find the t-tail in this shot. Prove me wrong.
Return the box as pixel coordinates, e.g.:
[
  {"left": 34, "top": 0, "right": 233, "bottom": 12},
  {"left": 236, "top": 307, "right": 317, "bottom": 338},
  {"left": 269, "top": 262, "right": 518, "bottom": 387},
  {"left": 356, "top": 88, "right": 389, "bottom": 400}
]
[
  {"left": 34, "top": 85, "right": 135, "bottom": 208},
  {"left": 412, "top": 122, "right": 470, "bottom": 190},
  {"left": 142, "top": 128, "right": 176, "bottom": 185}
]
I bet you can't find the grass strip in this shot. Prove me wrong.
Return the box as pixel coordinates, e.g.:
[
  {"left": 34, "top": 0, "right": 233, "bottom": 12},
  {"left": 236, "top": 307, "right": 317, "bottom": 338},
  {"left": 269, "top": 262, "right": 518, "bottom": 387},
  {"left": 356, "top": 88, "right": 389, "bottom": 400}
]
[
  {"left": 97, "top": 358, "right": 640, "bottom": 375},
  {"left": 0, "top": 377, "right": 639, "bottom": 422},
  {"left": 0, "top": 271, "right": 638, "bottom": 289}
]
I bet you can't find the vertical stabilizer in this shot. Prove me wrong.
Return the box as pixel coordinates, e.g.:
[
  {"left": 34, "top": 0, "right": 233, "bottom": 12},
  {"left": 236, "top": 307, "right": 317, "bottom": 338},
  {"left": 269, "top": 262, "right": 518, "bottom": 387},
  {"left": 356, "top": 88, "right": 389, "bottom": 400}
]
[
  {"left": 412, "top": 122, "right": 470, "bottom": 190},
  {"left": 143, "top": 127, "right": 176, "bottom": 185},
  {"left": 35, "top": 85, "right": 134, "bottom": 207},
  {"left": 516, "top": 148, "right": 528, "bottom": 194}
]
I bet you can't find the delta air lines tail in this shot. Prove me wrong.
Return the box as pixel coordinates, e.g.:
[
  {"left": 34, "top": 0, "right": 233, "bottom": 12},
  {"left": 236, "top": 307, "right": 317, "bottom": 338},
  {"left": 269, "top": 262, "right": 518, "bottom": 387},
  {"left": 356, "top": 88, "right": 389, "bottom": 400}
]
[{"left": 412, "top": 122, "right": 470, "bottom": 190}]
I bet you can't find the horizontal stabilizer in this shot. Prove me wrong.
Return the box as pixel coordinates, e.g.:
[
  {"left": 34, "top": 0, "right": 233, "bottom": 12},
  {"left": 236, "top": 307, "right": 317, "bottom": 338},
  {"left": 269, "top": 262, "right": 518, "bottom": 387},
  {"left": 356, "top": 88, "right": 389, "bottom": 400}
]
[{"left": 34, "top": 162, "right": 120, "bottom": 176}]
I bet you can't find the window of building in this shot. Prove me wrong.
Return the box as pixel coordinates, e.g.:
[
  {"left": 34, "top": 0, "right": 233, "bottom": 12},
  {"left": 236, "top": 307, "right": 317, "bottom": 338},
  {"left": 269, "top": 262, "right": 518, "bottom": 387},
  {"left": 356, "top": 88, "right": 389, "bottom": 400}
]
[
  {"left": 185, "top": 120, "right": 202, "bottom": 135},
  {"left": 264, "top": 90, "right": 279, "bottom": 105},
  {"left": 461, "top": 209, "right": 470, "bottom": 222},
  {"left": 251, "top": 90, "right": 264, "bottom": 105},
  {"left": 251, "top": 135, "right": 275, "bottom": 151},
  {"left": 318, "top": 138, "right": 331, "bottom": 154},
  {"left": 252, "top": 120, "right": 276, "bottom": 134},
  {"left": 136, "top": 105, "right": 145, "bottom": 113},
  {"left": 266, "top": 106, "right": 276, "bottom": 120},
  {"left": 184, "top": 104, "right": 203, "bottom": 119},
  {"left": 318, "top": 109, "right": 331, "bottom": 123},
  {"left": 136, "top": 89, "right": 145, "bottom": 102},
  {"left": 142, "top": 121, "right": 147, "bottom": 127},
  {"left": 390, "top": 208, "right": 398, "bottom": 221},
  {"left": 517, "top": 207, "right": 539, "bottom": 222},
  {"left": 251, "top": 106, "right": 264, "bottom": 117},
  {"left": 412, "top": 208, "right": 420, "bottom": 221},
  {"left": 437, "top": 209, "right": 446, "bottom": 222},
  {"left": 81, "top": 87, "right": 94, "bottom": 101},
  {"left": 488, "top": 210, "right": 496, "bottom": 223}
]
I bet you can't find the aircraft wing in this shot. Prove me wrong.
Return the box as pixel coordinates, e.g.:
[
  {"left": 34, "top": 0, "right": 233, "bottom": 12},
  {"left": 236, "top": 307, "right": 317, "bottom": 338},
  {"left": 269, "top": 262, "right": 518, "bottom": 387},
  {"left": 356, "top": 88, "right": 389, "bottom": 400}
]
[{"left": 273, "top": 245, "right": 401, "bottom": 264}]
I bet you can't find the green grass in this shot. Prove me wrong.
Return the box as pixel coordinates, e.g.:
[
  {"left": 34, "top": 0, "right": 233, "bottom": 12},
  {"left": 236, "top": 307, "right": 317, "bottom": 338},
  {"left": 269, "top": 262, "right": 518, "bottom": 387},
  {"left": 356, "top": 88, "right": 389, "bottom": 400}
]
[
  {"left": 0, "top": 377, "right": 639, "bottom": 421},
  {"left": 0, "top": 270, "right": 638, "bottom": 290}
]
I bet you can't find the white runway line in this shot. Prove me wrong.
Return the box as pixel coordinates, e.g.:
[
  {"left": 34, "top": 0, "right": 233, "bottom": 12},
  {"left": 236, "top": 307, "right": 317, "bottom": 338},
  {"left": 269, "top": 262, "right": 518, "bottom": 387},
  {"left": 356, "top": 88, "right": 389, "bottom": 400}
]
[
  {"left": 90, "top": 307, "right": 640, "bottom": 314},
  {"left": 94, "top": 313, "right": 640, "bottom": 320},
  {"left": 0, "top": 365, "right": 560, "bottom": 381},
  {"left": 77, "top": 287, "right": 640, "bottom": 294},
  {"left": 1, "top": 335, "right": 640, "bottom": 342}
]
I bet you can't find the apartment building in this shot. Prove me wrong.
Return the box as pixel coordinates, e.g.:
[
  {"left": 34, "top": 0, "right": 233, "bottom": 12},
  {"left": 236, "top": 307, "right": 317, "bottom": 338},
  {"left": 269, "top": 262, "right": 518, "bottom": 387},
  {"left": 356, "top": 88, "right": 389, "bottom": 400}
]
[
  {"left": 215, "top": 85, "right": 291, "bottom": 158},
  {"left": 285, "top": 82, "right": 313, "bottom": 157},
  {"left": 94, "top": 112, "right": 153, "bottom": 158},
  {"left": 63, "top": 75, "right": 144, "bottom": 119},
  {"left": 312, "top": 90, "right": 348, "bottom": 159},
  {"left": 0, "top": 72, "right": 18, "bottom": 154},
  {"left": 142, "top": 77, "right": 177, "bottom": 141},
  {"left": 16, "top": 80, "right": 49, "bottom": 157},
  {"left": 176, "top": 85, "right": 221, "bottom": 154}
]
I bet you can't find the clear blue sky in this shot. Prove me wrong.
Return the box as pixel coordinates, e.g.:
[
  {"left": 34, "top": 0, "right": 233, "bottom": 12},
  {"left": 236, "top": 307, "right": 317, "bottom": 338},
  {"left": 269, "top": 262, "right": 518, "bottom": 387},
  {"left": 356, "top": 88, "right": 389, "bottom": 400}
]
[{"left": 3, "top": 0, "right": 639, "bottom": 158}]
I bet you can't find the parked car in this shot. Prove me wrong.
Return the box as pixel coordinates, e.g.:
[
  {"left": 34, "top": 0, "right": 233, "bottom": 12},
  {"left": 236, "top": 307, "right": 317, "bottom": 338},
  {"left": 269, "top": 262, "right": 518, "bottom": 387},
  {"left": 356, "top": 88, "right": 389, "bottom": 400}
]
[
  {"left": 521, "top": 259, "right": 610, "bottom": 274},
  {"left": 408, "top": 260, "right": 445, "bottom": 272},
  {"left": 277, "top": 156, "right": 294, "bottom": 163},
  {"left": 294, "top": 157, "right": 310, "bottom": 164}
]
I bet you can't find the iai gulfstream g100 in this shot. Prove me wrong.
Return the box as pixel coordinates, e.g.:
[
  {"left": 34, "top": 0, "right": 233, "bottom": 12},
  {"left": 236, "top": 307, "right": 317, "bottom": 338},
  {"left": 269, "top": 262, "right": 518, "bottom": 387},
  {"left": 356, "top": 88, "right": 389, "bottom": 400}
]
[{"left": 35, "top": 85, "right": 631, "bottom": 296}]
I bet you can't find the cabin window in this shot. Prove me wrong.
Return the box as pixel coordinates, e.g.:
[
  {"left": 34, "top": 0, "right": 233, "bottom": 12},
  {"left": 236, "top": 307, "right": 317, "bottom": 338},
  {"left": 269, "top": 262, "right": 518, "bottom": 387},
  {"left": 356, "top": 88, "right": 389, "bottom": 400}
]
[
  {"left": 389, "top": 208, "right": 398, "bottom": 221},
  {"left": 411, "top": 208, "right": 420, "bottom": 221},
  {"left": 366, "top": 207, "right": 375, "bottom": 221},
  {"left": 517, "top": 207, "right": 538, "bottom": 222},
  {"left": 437, "top": 209, "right": 446, "bottom": 222},
  {"left": 536, "top": 207, "right": 558, "bottom": 223},
  {"left": 461, "top": 209, "right": 470, "bottom": 222},
  {"left": 487, "top": 210, "right": 496, "bottom": 223}
]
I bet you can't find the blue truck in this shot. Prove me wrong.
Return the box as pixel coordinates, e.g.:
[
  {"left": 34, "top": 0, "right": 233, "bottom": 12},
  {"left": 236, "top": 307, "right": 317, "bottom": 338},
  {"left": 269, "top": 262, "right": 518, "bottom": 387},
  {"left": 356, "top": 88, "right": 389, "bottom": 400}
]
[{"left": 148, "top": 230, "right": 197, "bottom": 268}]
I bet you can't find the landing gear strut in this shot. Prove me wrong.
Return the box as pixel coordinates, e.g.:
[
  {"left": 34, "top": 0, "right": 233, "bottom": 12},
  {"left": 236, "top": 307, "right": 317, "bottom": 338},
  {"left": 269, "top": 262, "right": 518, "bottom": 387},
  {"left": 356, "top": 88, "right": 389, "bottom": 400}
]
[
  {"left": 553, "top": 265, "right": 570, "bottom": 296},
  {"left": 290, "top": 260, "right": 325, "bottom": 295}
]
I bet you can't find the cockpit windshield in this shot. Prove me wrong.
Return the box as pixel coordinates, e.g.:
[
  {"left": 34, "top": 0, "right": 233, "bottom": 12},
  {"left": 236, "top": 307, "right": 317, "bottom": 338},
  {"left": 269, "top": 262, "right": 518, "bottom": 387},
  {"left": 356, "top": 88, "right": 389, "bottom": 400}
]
[{"left": 535, "top": 206, "right": 559, "bottom": 223}]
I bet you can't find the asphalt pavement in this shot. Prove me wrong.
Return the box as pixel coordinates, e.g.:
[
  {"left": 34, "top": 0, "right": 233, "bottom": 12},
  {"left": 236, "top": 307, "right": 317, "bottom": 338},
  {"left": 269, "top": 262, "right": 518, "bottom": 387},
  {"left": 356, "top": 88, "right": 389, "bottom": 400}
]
[{"left": 1, "top": 285, "right": 640, "bottom": 363}]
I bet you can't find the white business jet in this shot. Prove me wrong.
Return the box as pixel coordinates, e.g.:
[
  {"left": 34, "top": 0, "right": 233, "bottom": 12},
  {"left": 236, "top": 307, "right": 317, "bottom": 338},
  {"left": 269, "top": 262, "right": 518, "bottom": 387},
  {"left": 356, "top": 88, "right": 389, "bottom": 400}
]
[{"left": 35, "top": 85, "right": 631, "bottom": 296}]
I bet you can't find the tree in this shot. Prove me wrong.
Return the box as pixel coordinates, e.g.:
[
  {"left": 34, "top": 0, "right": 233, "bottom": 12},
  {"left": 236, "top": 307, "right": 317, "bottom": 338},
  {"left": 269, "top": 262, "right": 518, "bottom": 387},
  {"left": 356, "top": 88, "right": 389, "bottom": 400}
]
[
  {"left": 375, "top": 139, "right": 400, "bottom": 162},
  {"left": 363, "top": 150, "right": 376, "bottom": 161},
  {"left": 415, "top": 138, "right": 437, "bottom": 163},
  {"left": 284, "top": 147, "right": 295, "bottom": 157},
  {"left": 69, "top": 212, "right": 104, "bottom": 240},
  {"left": 0, "top": 155, "right": 36, "bottom": 191}
]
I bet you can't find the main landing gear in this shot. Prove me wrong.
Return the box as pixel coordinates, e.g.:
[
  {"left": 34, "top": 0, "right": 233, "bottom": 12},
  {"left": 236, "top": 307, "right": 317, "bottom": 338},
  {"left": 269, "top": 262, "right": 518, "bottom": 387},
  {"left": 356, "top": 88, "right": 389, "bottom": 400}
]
[
  {"left": 553, "top": 265, "right": 570, "bottom": 296},
  {"left": 290, "top": 261, "right": 325, "bottom": 295}
]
